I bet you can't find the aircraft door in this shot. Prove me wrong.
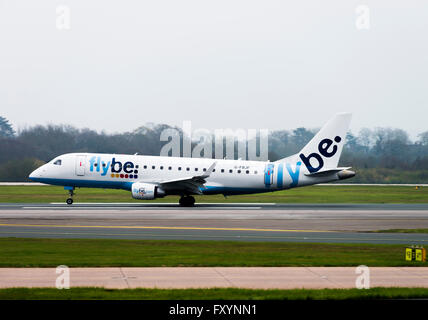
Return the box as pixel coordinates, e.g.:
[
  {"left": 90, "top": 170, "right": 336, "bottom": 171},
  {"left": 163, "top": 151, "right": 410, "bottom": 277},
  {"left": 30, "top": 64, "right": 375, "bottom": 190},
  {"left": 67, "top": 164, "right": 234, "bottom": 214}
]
[
  {"left": 75, "top": 155, "right": 86, "bottom": 176},
  {"left": 264, "top": 163, "right": 274, "bottom": 187}
]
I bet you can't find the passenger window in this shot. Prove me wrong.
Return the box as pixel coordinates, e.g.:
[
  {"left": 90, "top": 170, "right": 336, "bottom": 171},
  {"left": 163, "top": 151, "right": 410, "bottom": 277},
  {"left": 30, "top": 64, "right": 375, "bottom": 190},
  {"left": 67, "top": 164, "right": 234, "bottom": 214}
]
[
  {"left": 246, "top": 170, "right": 249, "bottom": 174},
  {"left": 229, "top": 169, "right": 233, "bottom": 173},
  {"left": 203, "top": 168, "right": 206, "bottom": 172},
  {"left": 143, "top": 165, "right": 147, "bottom": 169},
  {"left": 221, "top": 169, "right": 224, "bottom": 173},
  {"left": 152, "top": 166, "right": 155, "bottom": 169},
  {"left": 237, "top": 170, "right": 241, "bottom": 173},
  {"left": 195, "top": 168, "right": 198, "bottom": 171},
  {"left": 53, "top": 159, "right": 62, "bottom": 165},
  {"left": 178, "top": 167, "right": 182, "bottom": 171},
  {"left": 168, "top": 166, "right": 172, "bottom": 170},
  {"left": 212, "top": 169, "right": 216, "bottom": 172},
  {"left": 186, "top": 167, "right": 190, "bottom": 171},
  {"left": 160, "top": 166, "right": 164, "bottom": 170}
]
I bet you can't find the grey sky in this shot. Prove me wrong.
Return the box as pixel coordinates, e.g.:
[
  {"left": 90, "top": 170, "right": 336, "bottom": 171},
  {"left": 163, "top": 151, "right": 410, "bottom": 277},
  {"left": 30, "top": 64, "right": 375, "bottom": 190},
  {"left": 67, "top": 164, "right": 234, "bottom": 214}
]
[{"left": 0, "top": 1, "right": 427, "bottom": 139}]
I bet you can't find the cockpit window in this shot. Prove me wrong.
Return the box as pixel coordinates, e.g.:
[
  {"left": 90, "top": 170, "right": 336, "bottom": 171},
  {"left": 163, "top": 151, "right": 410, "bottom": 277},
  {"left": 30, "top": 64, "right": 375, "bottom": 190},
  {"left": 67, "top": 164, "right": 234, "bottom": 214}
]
[{"left": 53, "top": 159, "right": 62, "bottom": 166}]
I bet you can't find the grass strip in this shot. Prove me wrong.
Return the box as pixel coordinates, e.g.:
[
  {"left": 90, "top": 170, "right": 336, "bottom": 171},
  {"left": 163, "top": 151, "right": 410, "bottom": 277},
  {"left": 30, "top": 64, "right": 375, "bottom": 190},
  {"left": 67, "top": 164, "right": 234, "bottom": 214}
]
[
  {"left": 1, "top": 287, "right": 428, "bottom": 300},
  {"left": 0, "top": 238, "right": 425, "bottom": 267}
]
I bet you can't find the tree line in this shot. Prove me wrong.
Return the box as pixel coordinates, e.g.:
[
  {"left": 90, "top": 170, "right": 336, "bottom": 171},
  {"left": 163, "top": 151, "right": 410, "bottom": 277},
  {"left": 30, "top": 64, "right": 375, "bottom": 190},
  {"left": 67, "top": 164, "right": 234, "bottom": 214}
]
[{"left": 0, "top": 116, "right": 427, "bottom": 183}]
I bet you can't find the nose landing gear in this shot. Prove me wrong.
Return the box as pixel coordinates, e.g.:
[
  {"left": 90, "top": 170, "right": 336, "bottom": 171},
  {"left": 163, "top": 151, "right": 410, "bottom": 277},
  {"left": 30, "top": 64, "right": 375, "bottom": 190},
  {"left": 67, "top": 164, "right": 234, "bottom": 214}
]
[
  {"left": 179, "top": 195, "right": 195, "bottom": 207},
  {"left": 65, "top": 186, "right": 75, "bottom": 205}
]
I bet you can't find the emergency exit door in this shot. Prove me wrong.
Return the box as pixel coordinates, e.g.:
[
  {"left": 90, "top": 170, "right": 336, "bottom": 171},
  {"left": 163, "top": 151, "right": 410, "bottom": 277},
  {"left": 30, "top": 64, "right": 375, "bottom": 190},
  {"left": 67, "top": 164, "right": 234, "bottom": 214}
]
[
  {"left": 75, "top": 155, "right": 86, "bottom": 176},
  {"left": 264, "top": 163, "right": 274, "bottom": 187}
]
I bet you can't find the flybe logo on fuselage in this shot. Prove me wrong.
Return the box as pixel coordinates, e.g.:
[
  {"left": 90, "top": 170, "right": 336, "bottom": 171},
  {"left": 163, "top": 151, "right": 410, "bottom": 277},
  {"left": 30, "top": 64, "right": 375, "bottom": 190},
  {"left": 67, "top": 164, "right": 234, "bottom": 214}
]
[
  {"left": 299, "top": 136, "right": 342, "bottom": 173},
  {"left": 89, "top": 156, "right": 139, "bottom": 178}
]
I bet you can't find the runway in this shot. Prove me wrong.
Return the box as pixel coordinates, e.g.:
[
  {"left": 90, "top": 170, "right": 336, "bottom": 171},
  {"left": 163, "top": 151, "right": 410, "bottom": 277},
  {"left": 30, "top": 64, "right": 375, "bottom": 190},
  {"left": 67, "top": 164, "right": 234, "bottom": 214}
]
[
  {"left": 1, "top": 267, "right": 428, "bottom": 289},
  {"left": 0, "top": 203, "right": 428, "bottom": 244}
]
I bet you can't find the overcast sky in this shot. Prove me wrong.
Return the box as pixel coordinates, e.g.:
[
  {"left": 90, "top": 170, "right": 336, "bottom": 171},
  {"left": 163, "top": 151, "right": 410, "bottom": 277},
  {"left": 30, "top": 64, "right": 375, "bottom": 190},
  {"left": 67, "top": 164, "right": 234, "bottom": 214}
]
[{"left": 0, "top": 1, "right": 427, "bottom": 139}]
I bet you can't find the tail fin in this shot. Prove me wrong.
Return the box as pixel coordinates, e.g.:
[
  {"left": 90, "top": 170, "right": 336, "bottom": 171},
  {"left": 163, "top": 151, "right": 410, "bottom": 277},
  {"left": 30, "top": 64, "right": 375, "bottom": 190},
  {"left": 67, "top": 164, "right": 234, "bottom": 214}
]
[{"left": 297, "top": 112, "right": 352, "bottom": 173}]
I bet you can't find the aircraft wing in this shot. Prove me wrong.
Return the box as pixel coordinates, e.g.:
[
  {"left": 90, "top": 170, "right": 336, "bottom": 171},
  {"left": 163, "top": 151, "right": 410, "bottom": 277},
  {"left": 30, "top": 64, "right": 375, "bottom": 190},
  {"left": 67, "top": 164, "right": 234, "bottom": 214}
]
[{"left": 157, "top": 161, "right": 217, "bottom": 195}]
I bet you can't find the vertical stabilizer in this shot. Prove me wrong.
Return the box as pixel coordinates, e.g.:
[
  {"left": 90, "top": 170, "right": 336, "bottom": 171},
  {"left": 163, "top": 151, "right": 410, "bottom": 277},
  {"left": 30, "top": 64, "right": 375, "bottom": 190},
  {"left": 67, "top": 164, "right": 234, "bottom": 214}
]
[{"left": 297, "top": 113, "right": 352, "bottom": 173}]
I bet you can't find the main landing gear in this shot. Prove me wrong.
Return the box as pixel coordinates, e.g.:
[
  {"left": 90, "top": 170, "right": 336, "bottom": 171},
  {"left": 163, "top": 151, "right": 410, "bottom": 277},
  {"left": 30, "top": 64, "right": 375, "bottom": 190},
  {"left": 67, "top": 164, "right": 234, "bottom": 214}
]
[
  {"left": 65, "top": 186, "right": 75, "bottom": 205},
  {"left": 179, "top": 195, "right": 195, "bottom": 207}
]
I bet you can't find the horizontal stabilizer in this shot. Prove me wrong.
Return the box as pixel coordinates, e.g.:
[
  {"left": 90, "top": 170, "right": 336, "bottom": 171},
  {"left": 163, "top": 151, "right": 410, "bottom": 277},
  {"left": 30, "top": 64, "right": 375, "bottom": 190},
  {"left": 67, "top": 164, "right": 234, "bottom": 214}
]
[{"left": 304, "top": 167, "right": 352, "bottom": 177}]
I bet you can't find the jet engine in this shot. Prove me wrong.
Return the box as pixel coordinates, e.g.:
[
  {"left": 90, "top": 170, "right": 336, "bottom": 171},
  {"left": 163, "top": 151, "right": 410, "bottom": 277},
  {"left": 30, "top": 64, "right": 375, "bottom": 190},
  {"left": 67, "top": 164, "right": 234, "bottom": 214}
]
[{"left": 131, "top": 182, "right": 166, "bottom": 200}]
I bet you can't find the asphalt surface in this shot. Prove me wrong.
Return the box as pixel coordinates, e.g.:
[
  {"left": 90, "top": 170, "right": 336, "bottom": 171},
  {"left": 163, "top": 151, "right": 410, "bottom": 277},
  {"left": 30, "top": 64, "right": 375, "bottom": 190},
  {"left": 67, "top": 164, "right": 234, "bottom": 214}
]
[{"left": 0, "top": 203, "right": 428, "bottom": 244}]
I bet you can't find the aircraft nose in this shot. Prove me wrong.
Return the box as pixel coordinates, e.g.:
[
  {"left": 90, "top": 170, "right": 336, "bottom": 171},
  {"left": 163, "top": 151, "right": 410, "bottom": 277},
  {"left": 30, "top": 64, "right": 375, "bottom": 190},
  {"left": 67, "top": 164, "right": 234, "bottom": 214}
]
[{"left": 29, "top": 167, "right": 43, "bottom": 181}]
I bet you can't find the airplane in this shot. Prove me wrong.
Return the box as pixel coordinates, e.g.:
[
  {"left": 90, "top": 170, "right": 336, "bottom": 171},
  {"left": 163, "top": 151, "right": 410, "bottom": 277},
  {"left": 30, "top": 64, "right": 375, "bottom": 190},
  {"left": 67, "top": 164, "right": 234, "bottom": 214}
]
[{"left": 29, "top": 113, "right": 355, "bottom": 206}]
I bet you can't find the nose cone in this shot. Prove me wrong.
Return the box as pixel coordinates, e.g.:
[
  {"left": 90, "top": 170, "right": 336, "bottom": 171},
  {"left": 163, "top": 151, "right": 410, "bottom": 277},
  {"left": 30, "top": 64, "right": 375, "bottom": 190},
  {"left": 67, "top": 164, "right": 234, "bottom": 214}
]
[{"left": 29, "top": 167, "right": 43, "bottom": 181}]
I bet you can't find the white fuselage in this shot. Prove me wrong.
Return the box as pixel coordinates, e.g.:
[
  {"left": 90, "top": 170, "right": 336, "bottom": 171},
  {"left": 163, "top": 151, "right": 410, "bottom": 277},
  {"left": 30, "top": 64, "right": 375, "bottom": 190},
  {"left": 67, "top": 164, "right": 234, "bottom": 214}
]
[{"left": 29, "top": 152, "right": 345, "bottom": 196}]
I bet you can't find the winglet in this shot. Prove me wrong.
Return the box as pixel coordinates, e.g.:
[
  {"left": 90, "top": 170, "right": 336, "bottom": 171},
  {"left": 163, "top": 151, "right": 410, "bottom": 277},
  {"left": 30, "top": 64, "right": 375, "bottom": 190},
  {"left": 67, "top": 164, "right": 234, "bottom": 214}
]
[{"left": 201, "top": 161, "right": 217, "bottom": 178}]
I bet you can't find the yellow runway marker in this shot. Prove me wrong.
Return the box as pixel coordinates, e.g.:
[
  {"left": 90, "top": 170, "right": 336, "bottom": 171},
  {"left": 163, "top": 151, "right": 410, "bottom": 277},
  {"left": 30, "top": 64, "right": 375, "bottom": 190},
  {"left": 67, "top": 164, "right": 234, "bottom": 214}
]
[{"left": 0, "top": 223, "right": 335, "bottom": 233}]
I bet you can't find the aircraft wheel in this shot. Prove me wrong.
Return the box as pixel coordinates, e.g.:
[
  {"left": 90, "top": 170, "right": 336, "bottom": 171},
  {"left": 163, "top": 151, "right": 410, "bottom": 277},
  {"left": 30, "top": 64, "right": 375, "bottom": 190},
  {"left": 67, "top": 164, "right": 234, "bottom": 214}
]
[
  {"left": 179, "top": 196, "right": 195, "bottom": 207},
  {"left": 66, "top": 198, "right": 73, "bottom": 205},
  {"left": 187, "top": 196, "right": 195, "bottom": 206}
]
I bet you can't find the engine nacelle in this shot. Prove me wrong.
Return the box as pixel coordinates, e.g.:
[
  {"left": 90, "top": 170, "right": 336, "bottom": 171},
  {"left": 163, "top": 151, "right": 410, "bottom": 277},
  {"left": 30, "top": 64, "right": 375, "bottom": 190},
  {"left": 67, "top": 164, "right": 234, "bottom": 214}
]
[{"left": 131, "top": 182, "right": 166, "bottom": 200}]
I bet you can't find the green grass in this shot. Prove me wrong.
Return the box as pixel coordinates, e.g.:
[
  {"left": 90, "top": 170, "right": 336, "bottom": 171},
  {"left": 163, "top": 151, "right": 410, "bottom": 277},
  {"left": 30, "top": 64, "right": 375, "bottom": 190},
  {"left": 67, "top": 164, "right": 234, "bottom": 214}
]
[
  {"left": 0, "top": 238, "right": 424, "bottom": 267},
  {"left": 1, "top": 185, "right": 428, "bottom": 203},
  {"left": 1, "top": 287, "right": 428, "bottom": 300}
]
